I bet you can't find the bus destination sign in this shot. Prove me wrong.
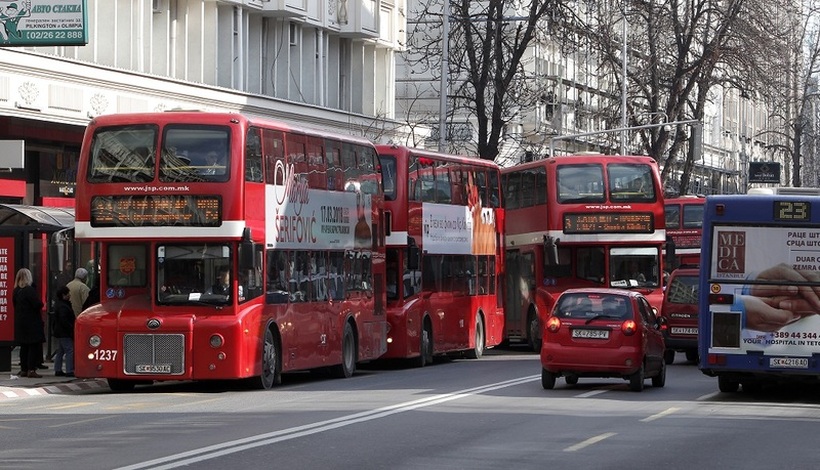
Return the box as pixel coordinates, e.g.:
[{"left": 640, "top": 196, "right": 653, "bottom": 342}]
[
  {"left": 91, "top": 195, "right": 221, "bottom": 227},
  {"left": 563, "top": 212, "right": 654, "bottom": 234}
]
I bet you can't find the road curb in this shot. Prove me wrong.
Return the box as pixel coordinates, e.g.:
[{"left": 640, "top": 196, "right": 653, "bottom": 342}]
[{"left": 0, "top": 378, "right": 107, "bottom": 399}]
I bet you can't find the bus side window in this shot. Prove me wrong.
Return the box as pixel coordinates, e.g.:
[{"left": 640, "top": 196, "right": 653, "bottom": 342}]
[
  {"left": 263, "top": 129, "right": 285, "bottom": 184},
  {"left": 328, "top": 251, "right": 345, "bottom": 300},
  {"left": 245, "top": 127, "right": 263, "bottom": 182},
  {"left": 266, "top": 250, "right": 289, "bottom": 304},
  {"left": 326, "top": 144, "right": 343, "bottom": 191}
]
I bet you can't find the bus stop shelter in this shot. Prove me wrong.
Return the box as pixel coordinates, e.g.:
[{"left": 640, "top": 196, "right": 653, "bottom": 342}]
[{"left": 0, "top": 204, "right": 74, "bottom": 371}]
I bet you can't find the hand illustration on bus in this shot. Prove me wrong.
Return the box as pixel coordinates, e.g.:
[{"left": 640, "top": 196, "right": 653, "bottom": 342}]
[{"left": 734, "top": 263, "right": 820, "bottom": 332}]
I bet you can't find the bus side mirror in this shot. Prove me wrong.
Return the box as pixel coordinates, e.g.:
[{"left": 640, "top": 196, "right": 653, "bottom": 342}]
[
  {"left": 407, "top": 237, "right": 420, "bottom": 271},
  {"left": 544, "top": 235, "right": 560, "bottom": 265},
  {"left": 240, "top": 227, "right": 255, "bottom": 270}
]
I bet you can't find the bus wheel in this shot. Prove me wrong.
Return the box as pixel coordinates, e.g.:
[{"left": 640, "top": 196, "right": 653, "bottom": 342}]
[
  {"left": 412, "top": 322, "right": 433, "bottom": 368},
  {"left": 718, "top": 375, "right": 739, "bottom": 393},
  {"left": 259, "top": 328, "right": 282, "bottom": 389},
  {"left": 663, "top": 349, "right": 676, "bottom": 365},
  {"left": 527, "top": 313, "right": 542, "bottom": 352},
  {"left": 331, "top": 322, "right": 357, "bottom": 378},
  {"left": 742, "top": 381, "right": 762, "bottom": 393},
  {"left": 541, "top": 369, "right": 556, "bottom": 390},
  {"left": 107, "top": 379, "right": 136, "bottom": 392},
  {"left": 465, "top": 317, "right": 485, "bottom": 359}
]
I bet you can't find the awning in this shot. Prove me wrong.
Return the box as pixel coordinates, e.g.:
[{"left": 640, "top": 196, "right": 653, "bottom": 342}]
[{"left": 0, "top": 204, "right": 74, "bottom": 232}]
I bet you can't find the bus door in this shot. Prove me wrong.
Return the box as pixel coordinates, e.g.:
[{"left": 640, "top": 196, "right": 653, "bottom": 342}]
[{"left": 504, "top": 250, "right": 528, "bottom": 338}]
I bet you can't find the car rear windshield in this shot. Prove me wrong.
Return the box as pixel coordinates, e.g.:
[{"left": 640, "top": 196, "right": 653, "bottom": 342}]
[
  {"left": 666, "top": 275, "right": 699, "bottom": 304},
  {"left": 555, "top": 294, "right": 632, "bottom": 319}
]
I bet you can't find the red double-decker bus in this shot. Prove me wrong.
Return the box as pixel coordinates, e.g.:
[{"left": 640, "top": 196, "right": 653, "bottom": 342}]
[
  {"left": 663, "top": 195, "right": 705, "bottom": 269},
  {"left": 74, "top": 111, "right": 387, "bottom": 391},
  {"left": 375, "top": 145, "right": 504, "bottom": 365},
  {"left": 502, "top": 154, "right": 669, "bottom": 350}
]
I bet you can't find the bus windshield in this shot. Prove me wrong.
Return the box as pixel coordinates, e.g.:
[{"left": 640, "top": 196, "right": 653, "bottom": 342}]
[
  {"left": 88, "top": 125, "right": 157, "bottom": 183},
  {"left": 609, "top": 247, "right": 660, "bottom": 288},
  {"left": 86, "top": 124, "right": 231, "bottom": 184},
  {"left": 157, "top": 244, "right": 232, "bottom": 305},
  {"left": 608, "top": 164, "right": 656, "bottom": 202}
]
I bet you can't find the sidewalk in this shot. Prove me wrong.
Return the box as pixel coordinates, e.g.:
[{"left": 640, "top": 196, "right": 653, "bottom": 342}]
[{"left": 0, "top": 346, "right": 107, "bottom": 399}]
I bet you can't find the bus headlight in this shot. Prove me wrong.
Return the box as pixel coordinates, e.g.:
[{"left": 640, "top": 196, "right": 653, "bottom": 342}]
[
  {"left": 89, "top": 335, "right": 102, "bottom": 348},
  {"left": 209, "top": 334, "right": 224, "bottom": 348}
]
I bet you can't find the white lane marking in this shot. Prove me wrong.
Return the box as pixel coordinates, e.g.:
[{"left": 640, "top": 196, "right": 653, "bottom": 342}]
[
  {"left": 697, "top": 391, "right": 721, "bottom": 401},
  {"left": 563, "top": 432, "right": 617, "bottom": 452},
  {"left": 641, "top": 407, "right": 680, "bottom": 422},
  {"left": 574, "top": 385, "right": 619, "bottom": 398},
  {"left": 115, "top": 375, "right": 540, "bottom": 470}
]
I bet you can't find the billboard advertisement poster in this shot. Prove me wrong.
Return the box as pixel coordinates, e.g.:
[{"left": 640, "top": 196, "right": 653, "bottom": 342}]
[
  {"left": 709, "top": 226, "right": 820, "bottom": 356},
  {"left": 0, "top": 237, "right": 15, "bottom": 342},
  {"left": 0, "top": 0, "right": 87, "bottom": 47}
]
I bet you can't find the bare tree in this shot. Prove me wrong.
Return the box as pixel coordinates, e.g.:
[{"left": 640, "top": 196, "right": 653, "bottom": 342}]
[
  {"left": 751, "top": 0, "right": 820, "bottom": 188},
  {"left": 398, "top": 0, "right": 579, "bottom": 160}
]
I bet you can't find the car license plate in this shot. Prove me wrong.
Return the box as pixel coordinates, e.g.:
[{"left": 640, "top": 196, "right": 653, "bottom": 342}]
[
  {"left": 769, "top": 357, "right": 809, "bottom": 369},
  {"left": 671, "top": 327, "right": 698, "bottom": 335},
  {"left": 135, "top": 364, "right": 172, "bottom": 374},
  {"left": 572, "top": 329, "right": 609, "bottom": 339}
]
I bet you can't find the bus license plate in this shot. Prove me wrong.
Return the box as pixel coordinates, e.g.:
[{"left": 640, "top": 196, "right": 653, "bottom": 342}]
[
  {"left": 136, "top": 364, "right": 172, "bottom": 374},
  {"left": 572, "top": 329, "right": 609, "bottom": 339},
  {"left": 769, "top": 357, "right": 809, "bottom": 369},
  {"left": 671, "top": 327, "right": 698, "bottom": 335}
]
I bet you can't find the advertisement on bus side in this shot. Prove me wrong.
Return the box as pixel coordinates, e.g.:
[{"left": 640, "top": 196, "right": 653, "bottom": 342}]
[
  {"left": 708, "top": 226, "right": 820, "bottom": 357},
  {"left": 265, "top": 184, "right": 372, "bottom": 251},
  {"left": 422, "top": 203, "right": 496, "bottom": 255}
]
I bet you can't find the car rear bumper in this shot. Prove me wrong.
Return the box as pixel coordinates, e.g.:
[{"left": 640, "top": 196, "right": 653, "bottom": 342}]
[
  {"left": 541, "top": 345, "right": 642, "bottom": 376},
  {"left": 663, "top": 335, "right": 697, "bottom": 350}
]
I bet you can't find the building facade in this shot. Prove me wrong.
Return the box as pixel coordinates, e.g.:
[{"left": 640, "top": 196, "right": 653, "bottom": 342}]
[{"left": 0, "top": 0, "right": 407, "bottom": 206}]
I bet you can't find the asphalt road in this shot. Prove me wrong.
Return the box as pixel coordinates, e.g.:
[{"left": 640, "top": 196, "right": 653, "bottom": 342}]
[{"left": 2, "top": 348, "right": 820, "bottom": 470}]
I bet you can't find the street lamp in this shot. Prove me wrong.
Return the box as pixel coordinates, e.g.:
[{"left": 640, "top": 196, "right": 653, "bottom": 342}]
[
  {"left": 620, "top": 5, "right": 628, "bottom": 155},
  {"left": 439, "top": 2, "right": 450, "bottom": 151}
]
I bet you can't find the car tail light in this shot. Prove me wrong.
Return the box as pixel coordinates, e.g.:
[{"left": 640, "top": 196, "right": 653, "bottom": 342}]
[
  {"left": 547, "top": 316, "right": 561, "bottom": 333},
  {"left": 621, "top": 320, "right": 637, "bottom": 336}
]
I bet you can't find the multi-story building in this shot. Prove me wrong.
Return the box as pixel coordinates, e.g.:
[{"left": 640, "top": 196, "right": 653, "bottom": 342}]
[{"left": 0, "top": 0, "right": 406, "bottom": 207}]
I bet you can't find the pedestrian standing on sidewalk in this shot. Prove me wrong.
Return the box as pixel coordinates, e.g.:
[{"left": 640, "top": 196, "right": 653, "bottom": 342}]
[
  {"left": 67, "top": 267, "right": 90, "bottom": 317},
  {"left": 51, "top": 285, "right": 75, "bottom": 377},
  {"left": 12, "top": 268, "right": 45, "bottom": 378}
]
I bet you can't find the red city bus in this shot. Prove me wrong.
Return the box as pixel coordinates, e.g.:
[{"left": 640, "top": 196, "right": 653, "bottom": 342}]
[
  {"left": 375, "top": 145, "right": 504, "bottom": 365},
  {"left": 663, "top": 195, "right": 705, "bottom": 269},
  {"left": 74, "top": 112, "right": 387, "bottom": 391},
  {"left": 502, "top": 154, "right": 669, "bottom": 350}
]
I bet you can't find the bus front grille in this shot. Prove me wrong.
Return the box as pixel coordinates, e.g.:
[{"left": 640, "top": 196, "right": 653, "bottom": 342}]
[{"left": 123, "top": 334, "right": 185, "bottom": 375}]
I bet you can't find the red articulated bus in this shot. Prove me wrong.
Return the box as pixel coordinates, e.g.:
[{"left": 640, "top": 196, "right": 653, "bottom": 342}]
[
  {"left": 663, "top": 195, "right": 705, "bottom": 269},
  {"left": 502, "top": 154, "right": 670, "bottom": 351},
  {"left": 74, "top": 111, "right": 387, "bottom": 391},
  {"left": 375, "top": 144, "right": 505, "bottom": 365}
]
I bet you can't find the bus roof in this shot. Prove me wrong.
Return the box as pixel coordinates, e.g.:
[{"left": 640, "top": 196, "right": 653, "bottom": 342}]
[
  {"left": 747, "top": 187, "right": 820, "bottom": 196},
  {"left": 374, "top": 144, "right": 498, "bottom": 168},
  {"left": 500, "top": 154, "right": 658, "bottom": 172},
  {"left": 87, "top": 111, "right": 376, "bottom": 147}
]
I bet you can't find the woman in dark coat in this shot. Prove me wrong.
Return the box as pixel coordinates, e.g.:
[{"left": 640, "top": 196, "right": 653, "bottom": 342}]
[{"left": 13, "top": 268, "right": 45, "bottom": 378}]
